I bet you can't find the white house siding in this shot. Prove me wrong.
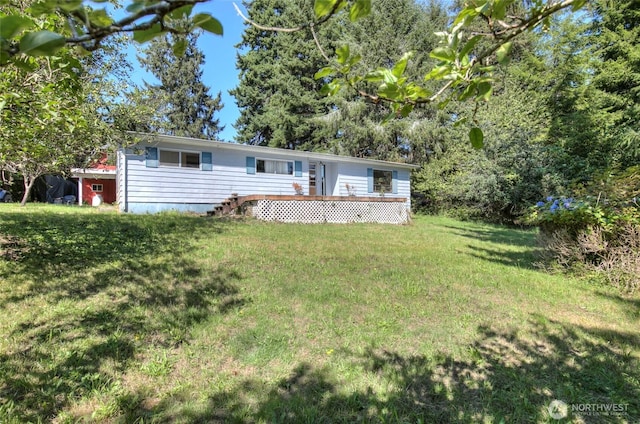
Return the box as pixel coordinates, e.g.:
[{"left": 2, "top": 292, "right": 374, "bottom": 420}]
[
  {"left": 210, "top": 149, "right": 308, "bottom": 198},
  {"left": 116, "top": 150, "right": 127, "bottom": 212},
  {"left": 335, "top": 163, "right": 412, "bottom": 208},
  {"left": 122, "top": 145, "right": 308, "bottom": 213},
  {"left": 119, "top": 137, "right": 415, "bottom": 214}
]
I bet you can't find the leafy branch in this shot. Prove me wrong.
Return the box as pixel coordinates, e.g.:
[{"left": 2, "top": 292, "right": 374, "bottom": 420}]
[
  {"left": 0, "top": 0, "right": 222, "bottom": 64},
  {"left": 312, "top": 0, "right": 588, "bottom": 147},
  {"left": 1, "top": 0, "right": 589, "bottom": 147}
]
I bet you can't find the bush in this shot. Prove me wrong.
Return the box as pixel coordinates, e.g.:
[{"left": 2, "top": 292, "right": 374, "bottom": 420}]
[{"left": 527, "top": 196, "right": 640, "bottom": 293}]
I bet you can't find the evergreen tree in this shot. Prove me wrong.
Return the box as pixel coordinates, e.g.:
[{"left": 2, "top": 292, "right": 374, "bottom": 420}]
[
  {"left": 232, "top": 0, "right": 448, "bottom": 157},
  {"left": 590, "top": 0, "right": 640, "bottom": 169},
  {"left": 319, "top": 0, "right": 448, "bottom": 161},
  {"left": 231, "top": 0, "right": 334, "bottom": 149},
  {"left": 138, "top": 31, "right": 223, "bottom": 139}
]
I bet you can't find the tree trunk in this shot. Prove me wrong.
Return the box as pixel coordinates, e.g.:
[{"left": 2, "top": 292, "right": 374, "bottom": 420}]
[{"left": 20, "top": 176, "right": 36, "bottom": 207}]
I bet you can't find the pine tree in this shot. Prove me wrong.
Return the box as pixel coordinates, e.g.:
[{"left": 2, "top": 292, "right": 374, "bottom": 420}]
[
  {"left": 319, "top": 0, "right": 448, "bottom": 161},
  {"left": 590, "top": 0, "right": 640, "bottom": 168},
  {"left": 138, "top": 31, "right": 223, "bottom": 139},
  {"left": 231, "top": 0, "right": 448, "bottom": 157},
  {"left": 230, "top": 0, "right": 334, "bottom": 149}
]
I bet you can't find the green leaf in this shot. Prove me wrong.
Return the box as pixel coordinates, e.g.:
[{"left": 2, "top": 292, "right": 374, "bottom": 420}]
[
  {"left": 170, "top": 5, "right": 194, "bottom": 19},
  {"left": 399, "top": 103, "right": 413, "bottom": 118},
  {"left": 475, "top": 0, "right": 490, "bottom": 15},
  {"left": 0, "top": 16, "right": 34, "bottom": 40},
  {"left": 172, "top": 38, "right": 188, "bottom": 56},
  {"left": 378, "top": 82, "right": 400, "bottom": 99},
  {"left": 391, "top": 52, "right": 412, "bottom": 78},
  {"left": 572, "top": 0, "right": 588, "bottom": 11},
  {"left": 496, "top": 42, "right": 512, "bottom": 64},
  {"left": 19, "top": 30, "right": 65, "bottom": 56},
  {"left": 314, "top": 0, "right": 339, "bottom": 19},
  {"left": 424, "top": 65, "right": 452, "bottom": 81},
  {"left": 430, "top": 47, "right": 455, "bottom": 62},
  {"left": 477, "top": 81, "right": 492, "bottom": 101},
  {"left": 381, "top": 110, "right": 396, "bottom": 124},
  {"left": 0, "top": 50, "right": 9, "bottom": 65},
  {"left": 132, "top": 24, "right": 164, "bottom": 43},
  {"left": 126, "top": 1, "right": 145, "bottom": 13},
  {"left": 458, "top": 81, "right": 477, "bottom": 101},
  {"left": 348, "top": 54, "right": 361, "bottom": 66},
  {"left": 12, "top": 56, "right": 38, "bottom": 71},
  {"left": 28, "top": 0, "right": 58, "bottom": 16},
  {"left": 349, "top": 0, "right": 371, "bottom": 22},
  {"left": 469, "top": 127, "right": 484, "bottom": 149},
  {"left": 88, "top": 9, "right": 113, "bottom": 27},
  {"left": 406, "top": 83, "right": 432, "bottom": 100},
  {"left": 192, "top": 13, "right": 223, "bottom": 35},
  {"left": 459, "top": 35, "right": 482, "bottom": 59},
  {"left": 364, "top": 69, "right": 384, "bottom": 83},
  {"left": 453, "top": 117, "right": 467, "bottom": 127},
  {"left": 453, "top": 7, "right": 478, "bottom": 26},
  {"left": 492, "top": 0, "right": 507, "bottom": 20},
  {"left": 58, "top": 0, "right": 83, "bottom": 12},
  {"left": 476, "top": 65, "right": 496, "bottom": 73},
  {"left": 320, "top": 80, "right": 341, "bottom": 96},
  {"left": 336, "top": 44, "right": 349, "bottom": 65},
  {"left": 314, "top": 67, "right": 334, "bottom": 79},
  {"left": 380, "top": 69, "right": 397, "bottom": 84},
  {"left": 437, "top": 97, "right": 451, "bottom": 110}
]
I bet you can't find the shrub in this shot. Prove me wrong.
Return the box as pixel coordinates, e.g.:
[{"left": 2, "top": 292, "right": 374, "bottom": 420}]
[{"left": 527, "top": 196, "right": 640, "bottom": 293}]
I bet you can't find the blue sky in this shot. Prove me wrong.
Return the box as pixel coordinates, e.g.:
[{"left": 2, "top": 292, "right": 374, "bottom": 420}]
[{"left": 126, "top": 1, "right": 249, "bottom": 142}]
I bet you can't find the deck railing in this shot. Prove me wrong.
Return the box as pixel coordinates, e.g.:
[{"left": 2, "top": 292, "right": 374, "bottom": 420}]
[{"left": 238, "top": 195, "right": 410, "bottom": 224}]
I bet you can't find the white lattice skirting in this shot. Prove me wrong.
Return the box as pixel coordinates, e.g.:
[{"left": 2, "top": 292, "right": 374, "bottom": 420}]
[{"left": 251, "top": 199, "right": 410, "bottom": 224}]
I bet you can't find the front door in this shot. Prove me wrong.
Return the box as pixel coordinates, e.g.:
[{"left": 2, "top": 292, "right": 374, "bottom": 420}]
[
  {"left": 309, "top": 162, "right": 317, "bottom": 195},
  {"left": 309, "top": 162, "right": 325, "bottom": 196}
]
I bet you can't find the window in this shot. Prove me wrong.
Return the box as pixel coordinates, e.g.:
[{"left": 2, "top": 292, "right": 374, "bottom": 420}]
[
  {"left": 373, "top": 170, "right": 392, "bottom": 193},
  {"left": 91, "top": 184, "right": 103, "bottom": 192},
  {"left": 159, "top": 150, "right": 201, "bottom": 168},
  {"left": 160, "top": 150, "right": 179, "bottom": 167},
  {"left": 256, "top": 159, "right": 293, "bottom": 175},
  {"left": 182, "top": 152, "right": 200, "bottom": 168}
]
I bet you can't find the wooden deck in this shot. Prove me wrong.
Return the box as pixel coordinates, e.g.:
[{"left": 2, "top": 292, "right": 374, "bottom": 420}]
[
  {"left": 238, "top": 194, "right": 408, "bottom": 203},
  {"left": 209, "top": 194, "right": 410, "bottom": 224}
]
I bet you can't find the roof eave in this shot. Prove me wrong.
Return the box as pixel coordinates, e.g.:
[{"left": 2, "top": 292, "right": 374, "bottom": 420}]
[{"left": 128, "top": 132, "right": 421, "bottom": 170}]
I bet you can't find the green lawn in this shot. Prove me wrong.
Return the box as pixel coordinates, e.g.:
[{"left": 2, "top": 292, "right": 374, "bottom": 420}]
[{"left": 0, "top": 204, "right": 638, "bottom": 423}]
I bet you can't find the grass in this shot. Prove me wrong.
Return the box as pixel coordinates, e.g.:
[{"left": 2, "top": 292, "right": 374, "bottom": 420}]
[{"left": 0, "top": 203, "right": 638, "bottom": 423}]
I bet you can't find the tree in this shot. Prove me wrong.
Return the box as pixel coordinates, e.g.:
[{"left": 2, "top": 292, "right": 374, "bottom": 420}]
[
  {"left": 316, "top": 0, "right": 448, "bottom": 160},
  {"left": 232, "top": 0, "right": 449, "bottom": 157},
  {"left": 231, "top": 0, "right": 335, "bottom": 149},
  {"left": 0, "top": 2, "right": 133, "bottom": 206},
  {"left": 1, "top": 0, "right": 588, "bottom": 147},
  {"left": 137, "top": 30, "right": 223, "bottom": 139},
  {"left": 0, "top": 56, "right": 108, "bottom": 205},
  {"left": 589, "top": 0, "right": 640, "bottom": 169}
]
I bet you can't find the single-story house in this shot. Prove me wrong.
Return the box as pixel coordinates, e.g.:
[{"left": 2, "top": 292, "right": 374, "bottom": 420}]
[{"left": 73, "top": 134, "right": 420, "bottom": 223}]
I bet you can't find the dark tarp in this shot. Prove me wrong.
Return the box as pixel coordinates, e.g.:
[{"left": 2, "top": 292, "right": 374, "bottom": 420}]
[{"left": 33, "top": 175, "right": 77, "bottom": 203}]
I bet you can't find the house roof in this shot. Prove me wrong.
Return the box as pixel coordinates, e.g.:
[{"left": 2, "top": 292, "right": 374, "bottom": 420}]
[
  {"left": 134, "top": 133, "right": 421, "bottom": 170},
  {"left": 70, "top": 168, "right": 116, "bottom": 178},
  {"left": 70, "top": 153, "right": 116, "bottom": 178}
]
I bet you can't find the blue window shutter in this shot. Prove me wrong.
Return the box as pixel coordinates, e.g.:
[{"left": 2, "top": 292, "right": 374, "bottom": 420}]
[
  {"left": 367, "top": 168, "right": 373, "bottom": 193},
  {"left": 392, "top": 170, "right": 398, "bottom": 194},
  {"left": 146, "top": 147, "right": 158, "bottom": 168},
  {"left": 294, "top": 161, "right": 302, "bottom": 177},
  {"left": 202, "top": 152, "right": 213, "bottom": 171},
  {"left": 246, "top": 156, "right": 256, "bottom": 174}
]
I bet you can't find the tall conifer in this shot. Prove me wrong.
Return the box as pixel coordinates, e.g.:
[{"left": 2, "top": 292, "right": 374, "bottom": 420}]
[{"left": 138, "top": 31, "right": 224, "bottom": 139}]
